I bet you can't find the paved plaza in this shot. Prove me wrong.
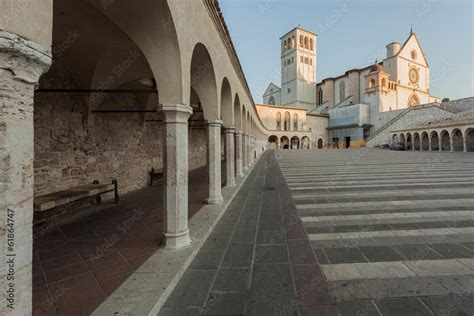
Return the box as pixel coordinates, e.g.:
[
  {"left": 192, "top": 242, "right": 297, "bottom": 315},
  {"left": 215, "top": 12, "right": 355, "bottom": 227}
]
[
  {"left": 279, "top": 149, "right": 474, "bottom": 315},
  {"left": 162, "top": 149, "right": 474, "bottom": 315}
]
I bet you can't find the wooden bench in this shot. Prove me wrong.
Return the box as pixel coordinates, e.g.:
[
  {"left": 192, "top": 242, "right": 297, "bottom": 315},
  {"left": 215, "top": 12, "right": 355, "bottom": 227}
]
[
  {"left": 34, "top": 179, "right": 119, "bottom": 212},
  {"left": 149, "top": 168, "right": 163, "bottom": 186}
]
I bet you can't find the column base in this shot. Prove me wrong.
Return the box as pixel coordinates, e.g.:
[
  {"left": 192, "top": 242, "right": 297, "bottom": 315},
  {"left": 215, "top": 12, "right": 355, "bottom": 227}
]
[
  {"left": 225, "top": 180, "right": 236, "bottom": 187},
  {"left": 236, "top": 172, "right": 245, "bottom": 178},
  {"left": 163, "top": 230, "right": 191, "bottom": 250},
  {"left": 205, "top": 196, "right": 224, "bottom": 205}
]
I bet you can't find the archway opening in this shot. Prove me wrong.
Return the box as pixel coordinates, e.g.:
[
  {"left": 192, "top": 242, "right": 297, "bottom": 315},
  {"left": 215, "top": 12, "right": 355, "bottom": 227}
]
[
  {"left": 421, "top": 132, "right": 429, "bottom": 151},
  {"left": 284, "top": 112, "right": 290, "bottom": 131},
  {"left": 452, "top": 129, "right": 464, "bottom": 152},
  {"left": 430, "top": 131, "right": 439, "bottom": 151},
  {"left": 406, "top": 133, "right": 412, "bottom": 150},
  {"left": 413, "top": 133, "right": 421, "bottom": 150},
  {"left": 399, "top": 134, "right": 406, "bottom": 150},
  {"left": 466, "top": 129, "right": 474, "bottom": 152},
  {"left": 440, "top": 130, "right": 450, "bottom": 151},
  {"left": 301, "top": 137, "right": 310, "bottom": 149},
  {"left": 280, "top": 136, "right": 289, "bottom": 149},
  {"left": 318, "top": 138, "right": 324, "bottom": 149},
  {"left": 268, "top": 135, "right": 279, "bottom": 149},
  {"left": 290, "top": 136, "right": 300, "bottom": 149}
]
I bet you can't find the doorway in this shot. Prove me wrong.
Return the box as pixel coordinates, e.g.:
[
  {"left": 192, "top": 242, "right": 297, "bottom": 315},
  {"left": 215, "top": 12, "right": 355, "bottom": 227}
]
[{"left": 345, "top": 137, "right": 351, "bottom": 148}]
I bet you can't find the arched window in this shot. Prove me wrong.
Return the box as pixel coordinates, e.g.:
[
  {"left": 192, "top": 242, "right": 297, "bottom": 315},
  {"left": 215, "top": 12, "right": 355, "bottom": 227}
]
[
  {"left": 408, "top": 94, "right": 420, "bottom": 107},
  {"left": 369, "top": 79, "right": 376, "bottom": 88},
  {"left": 268, "top": 96, "right": 275, "bottom": 105},
  {"left": 382, "top": 79, "right": 386, "bottom": 88},
  {"left": 284, "top": 112, "right": 290, "bottom": 131},
  {"left": 293, "top": 113, "right": 298, "bottom": 131},
  {"left": 300, "top": 35, "right": 304, "bottom": 47},
  {"left": 318, "top": 89, "right": 323, "bottom": 105},
  {"left": 339, "top": 81, "right": 346, "bottom": 102},
  {"left": 291, "top": 35, "right": 295, "bottom": 48},
  {"left": 284, "top": 40, "right": 287, "bottom": 50},
  {"left": 309, "top": 38, "right": 313, "bottom": 51},
  {"left": 304, "top": 36, "right": 308, "bottom": 49},
  {"left": 277, "top": 112, "right": 281, "bottom": 131}
]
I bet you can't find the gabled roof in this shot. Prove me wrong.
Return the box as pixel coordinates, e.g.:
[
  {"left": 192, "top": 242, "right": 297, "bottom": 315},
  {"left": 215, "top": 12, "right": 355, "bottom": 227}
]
[
  {"left": 263, "top": 82, "right": 281, "bottom": 97},
  {"left": 386, "top": 31, "right": 430, "bottom": 67}
]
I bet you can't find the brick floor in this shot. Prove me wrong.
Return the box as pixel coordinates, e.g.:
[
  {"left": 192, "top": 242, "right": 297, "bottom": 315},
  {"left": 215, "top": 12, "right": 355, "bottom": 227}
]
[
  {"left": 160, "top": 151, "right": 335, "bottom": 315},
  {"left": 32, "top": 166, "right": 209, "bottom": 315}
]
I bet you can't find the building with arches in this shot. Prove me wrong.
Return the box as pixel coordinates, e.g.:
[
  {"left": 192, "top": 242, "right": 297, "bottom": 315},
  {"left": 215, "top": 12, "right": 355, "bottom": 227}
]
[{"left": 262, "top": 27, "right": 447, "bottom": 149}]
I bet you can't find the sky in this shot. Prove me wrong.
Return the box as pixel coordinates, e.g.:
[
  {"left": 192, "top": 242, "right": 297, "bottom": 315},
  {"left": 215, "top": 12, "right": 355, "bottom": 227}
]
[{"left": 219, "top": 0, "right": 474, "bottom": 103}]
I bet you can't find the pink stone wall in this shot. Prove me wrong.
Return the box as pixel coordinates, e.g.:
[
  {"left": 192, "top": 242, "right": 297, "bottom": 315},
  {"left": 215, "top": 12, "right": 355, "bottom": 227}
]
[{"left": 33, "top": 92, "right": 208, "bottom": 197}]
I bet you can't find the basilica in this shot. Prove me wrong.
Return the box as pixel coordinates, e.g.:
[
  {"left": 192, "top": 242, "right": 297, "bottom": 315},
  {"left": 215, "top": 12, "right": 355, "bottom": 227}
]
[{"left": 262, "top": 27, "right": 444, "bottom": 149}]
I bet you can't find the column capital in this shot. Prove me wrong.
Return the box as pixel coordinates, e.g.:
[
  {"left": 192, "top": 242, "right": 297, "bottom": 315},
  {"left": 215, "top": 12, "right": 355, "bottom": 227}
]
[
  {"left": 0, "top": 31, "right": 52, "bottom": 84},
  {"left": 158, "top": 103, "right": 193, "bottom": 122},
  {"left": 224, "top": 127, "right": 236, "bottom": 134},
  {"left": 207, "top": 119, "right": 223, "bottom": 127},
  {"left": 235, "top": 131, "right": 243, "bottom": 136}
]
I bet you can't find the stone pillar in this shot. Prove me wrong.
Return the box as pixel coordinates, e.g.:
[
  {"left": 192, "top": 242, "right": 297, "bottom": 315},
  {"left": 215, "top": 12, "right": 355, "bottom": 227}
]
[
  {"left": 463, "top": 136, "right": 467, "bottom": 153},
  {"left": 0, "top": 31, "right": 51, "bottom": 315},
  {"left": 450, "top": 136, "right": 454, "bottom": 152},
  {"left": 158, "top": 103, "right": 193, "bottom": 249},
  {"left": 205, "top": 119, "right": 224, "bottom": 205},
  {"left": 428, "top": 137, "right": 432, "bottom": 151},
  {"left": 224, "top": 127, "right": 236, "bottom": 187},
  {"left": 235, "top": 132, "right": 244, "bottom": 177},
  {"left": 439, "top": 137, "right": 443, "bottom": 152},
  {"left": 242, "top": 134, "right": 248, "bottom": 170}
]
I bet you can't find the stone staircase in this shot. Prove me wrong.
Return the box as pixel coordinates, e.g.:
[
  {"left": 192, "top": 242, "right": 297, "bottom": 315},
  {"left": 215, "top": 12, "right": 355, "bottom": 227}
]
[{"left": 367, "top": 107, "right": 413, "bottom": 142}]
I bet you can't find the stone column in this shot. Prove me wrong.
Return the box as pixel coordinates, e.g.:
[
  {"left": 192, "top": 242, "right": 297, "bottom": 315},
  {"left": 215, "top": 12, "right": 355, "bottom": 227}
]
[
  {"left": 158, "top": 103, "right": 193, "bottom": 249},
  {"left": 463, "top": 136, "right": 467, "bottom": 153},
  {"left": 428, "top": 137, "right": 432, "bottom": 151},
  {"left": 439, "top": 137, "right": 443, "bottom": 152},
  {"left": 205, "top": 119, "right": 224, "bottom": 205},
  {"left": 0, "top": 31, "right": 51, "bottom": 315},
  {"left": 224, "top": 127, "right": 236, "bottom": 187},
  {"left": 242, "top": 134, "right": 248, "bottom": 170},
  {"left": 235, "top": 132, "right": 244, "bottom": 177},
  {"left": 450, "top": 136, "right": 454, "bottom": 152}
]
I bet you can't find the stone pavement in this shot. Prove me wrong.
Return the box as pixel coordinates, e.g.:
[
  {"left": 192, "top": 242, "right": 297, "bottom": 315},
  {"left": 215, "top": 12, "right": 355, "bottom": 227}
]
[
  {"left": 160, "top": 151, "right": 336, "bottom": 315},
  {"left": 278, "top": 149, "right": 474, "bottom": 315}
]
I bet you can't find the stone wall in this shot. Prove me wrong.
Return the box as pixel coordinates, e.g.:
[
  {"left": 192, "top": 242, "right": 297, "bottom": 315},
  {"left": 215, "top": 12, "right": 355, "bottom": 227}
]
[
  {"left": 34, "top": 92, "right": 208, "bottom": 197},
  {"left": 366, "top": 105, "right": 455, "bottom": 147}
]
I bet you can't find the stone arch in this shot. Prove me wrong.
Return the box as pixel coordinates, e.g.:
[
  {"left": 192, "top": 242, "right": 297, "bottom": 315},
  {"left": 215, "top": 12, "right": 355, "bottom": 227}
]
[
  {"left": 86, "top": 0, "right": 184, "bottom": 105},
  {"left": 413, "top": 132, "right": 421, "bottom": 150},
  {"left": 293, "top": 113, "right": 298, "bottom": 131},
  {"left": 421, "top": 132, "right": 429, "bottom": 151},
  {"left": 284, "top": 111, "right": 290, "bottom": 131},
  {"left": 440, "top": 130, "right": 450, "bottom": 151},
  {"left": 268, "top": 135, "right": 278, "bottom": 149},
  {"left": 406, "top": 133, "right": 412, "bottom": 150},
  {"left": 392, "top": 134, "right": 399, "bottom": 143},
  {"left": 452, "top": 129, "right": 464, "bottom": 152},
  {"left": 233, "top": 94, "right": 241, "bottom": 132},
  {"left": 190, "top": 43, "right": 218, "bottom": 120},
  {"left": 318, "top": 138, "right": 324, "bottom": 149},
  {"left": 399, "top": 134, "right": 406, "bottom": 150},
  {"left": 301, "top": 136, "right": 310, "bottom": 149},
  {"left": 276, "top": 112, "right": 282, "bottom": 130},
  {"left": 220, "top": 77, "right": 233, "bottom": 127},
  {"left": 268, "top": 95, "right": 275, "bottom": 105},
  {"left": 241, "top": 106, "right": 247, "bottom": 133},
  {"left": 291, "top": 136, "right": 300, "bottom": 149},
  {"left": 430, "top": 131, "right": 439, "bottom": 151},
  {"left": 280, "top": 136, "right": 290, "bottom": 149},
  {"left": 466, "top": 128, "right": 474, "bottom": 152}
]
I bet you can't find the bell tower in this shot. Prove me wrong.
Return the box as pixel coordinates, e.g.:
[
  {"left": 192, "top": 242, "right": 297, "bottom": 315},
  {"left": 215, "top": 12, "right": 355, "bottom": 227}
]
[{"left": 280, "top": 27, "right": 317, "bottom": 110}]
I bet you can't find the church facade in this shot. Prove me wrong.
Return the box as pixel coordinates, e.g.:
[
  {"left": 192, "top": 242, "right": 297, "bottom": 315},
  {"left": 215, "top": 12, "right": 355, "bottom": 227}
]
[{"left": 262, "top": 27, "right": 442, "bottom": 148}]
